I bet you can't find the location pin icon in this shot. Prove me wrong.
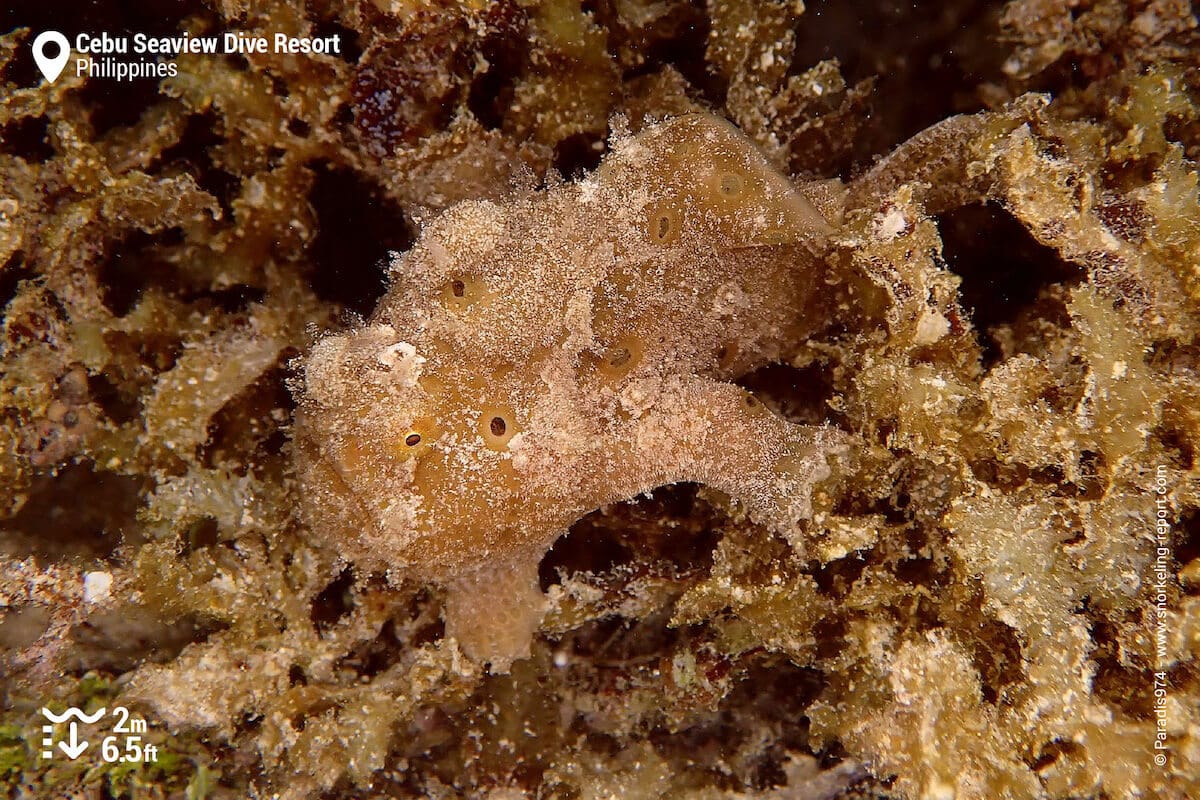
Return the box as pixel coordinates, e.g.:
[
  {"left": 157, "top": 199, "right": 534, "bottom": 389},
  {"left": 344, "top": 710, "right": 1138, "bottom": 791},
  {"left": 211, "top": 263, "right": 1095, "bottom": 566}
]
[{"left": 32, "top": 31, "right": 71, "bottom": 84}]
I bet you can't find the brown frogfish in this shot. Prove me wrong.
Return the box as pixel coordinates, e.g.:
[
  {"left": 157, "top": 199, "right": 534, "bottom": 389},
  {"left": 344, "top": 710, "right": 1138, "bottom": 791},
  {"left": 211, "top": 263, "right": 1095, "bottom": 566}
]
[{"left": 294, "top": 113, "right": 845, "bottom": 670}]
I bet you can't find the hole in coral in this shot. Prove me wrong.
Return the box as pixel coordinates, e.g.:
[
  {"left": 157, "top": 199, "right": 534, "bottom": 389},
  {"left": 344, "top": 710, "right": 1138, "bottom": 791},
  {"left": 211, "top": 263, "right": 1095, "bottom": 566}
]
[
  {"left": 288, "top": 664, "right": 307, "bottom": 687},
  {"left": 489, "top": 416, "right": 506, "bottom": 437},
  {"left": 287, "top": 117, "right": 311, "bottom": 138},
  {"left": 311, "top": 568, "right": 356, "bottom": 635},
  {"left": 560, "top": 607, "right": 681, "bottom": 665},
  {"left": 812, "top": 616, "right": 847, "bottom": 661},
  {"left": 86, "top": 372, "right": 140, "bottom": 426},
  {"left": 307, "top": 163, "right": 411, "bottom": 318},
  {"left": 312, "top": 19, "right": 363, "bottom": 64},
  {"left": 155, "top": 111, "right": 238, "bottom": 219},
  {"left": 539, "top": 484, "right": 722, "bottom": 590},
  {"left": 970, "top": 616, "right": 1025, "bottom": 705},
  {"left": 1076, "top": 449, "right": 1107, "bottom": 500},
  {"left": 266, "top": 72, "right": 290, "bottom": 99},
  {"left": 338, "top": 617, "right": 405, "bottom": 679},
  {"left": 794, "top": 0, "right": 1002, "bottom": 161},
  {"left": 0, "top": 34, "right": 41, "bottom": 88},
  {"left": 190, "top": 283, "right": 267, "bottom": 314},
  {"left": 451, "top": 279, "right": 466, "bottom": 298},
  {"left": 893, "top": 556, "right": 941, "bottom": 587},
  {"left": 554, "top": 132, "right": 606, "bottom": 179},
  {"left": 1152, "top": 425, "right": 1195, "bottom": 471},
  {"left": 937, "top": 202, "right": 1085, "bottom": 366},
  {"left": 405, "top": 432, "right": 422, "bottom": 447},
  {"left": 0, "top": 463, "right": 147, "bottom": 562},
  {"left": 200, "top": 360, "right": 295, "bottom": 473},
  {"left": 0, "top": 115, "right": 54, "bottom": 162},
  {"left": 1175, "top": 508, "right": 1200, "bottom": 572},
  {"left": 1090, "top": 615, "right": 1160, "bottom": 718},
  {"left": 179, "top": 516, "right": 220, "bottom": 557},
  {"left": 1030, "top": 738, "right": 1085, "bottom": 773},
  {"left": 539, "top": 525, "right": 633, "bottom": 591},
  {"left": 736, "top": 362, "right": 838, "bottom": 426},
  {"left": 98, "top": 227, "right": 187, "bottom": 317},
  {"left": 235, "top": 711, "right": 264, "bottom": 735},
  {"left": 465, "top": 0, "right": 529, "bottom": 130},
  {"left": 649, "top": 654, "right": 826, "bottom": 791},
  {"left": 0, "top": 251, "right": 34, "bottom": 313},
  {"left": 609, "top": 0, "right": 715, "bottom": 104},
  {"left": 75, "top": 74, "right": 166, "bottom": 139},
  {"left": 811, "top": 554, "right": 867, "bottom": 599}
]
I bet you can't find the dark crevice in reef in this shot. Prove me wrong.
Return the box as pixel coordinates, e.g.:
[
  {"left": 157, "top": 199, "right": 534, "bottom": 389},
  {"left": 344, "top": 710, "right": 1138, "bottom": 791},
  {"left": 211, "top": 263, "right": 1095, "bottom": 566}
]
[
  {"left": 201, "top": 360, "right": 296, "bottom": 472},
  {"left": 311, "top": 19, "right": 364, "bottom": 65},
  {"left": 311, "top": 568, "right": 357, "bottom": 634},
  {"left": 553, "top": 131, "right": 607, "bottom": 181},
  {"left": 811, "top": 553, "right": 868, "bottom": 600},
  {"left": 178, "top": 516, "right": 220, "bottom": 557},
  {"left": 0, "top": 462, "right": 148, "bottom": 562},
  {"left": 98, "top": 227, "right": 187, "bottom": 317},
  {"left": 736, "top": 362, "right": 839, "bottom": 426},
  {"left": 0, "top": 33, "right": 42, "bottom": 89},
  {"left": 337, "top": 618, "right": 404, "bottom": 679},
  {"left": 970, "top": 616, "right": 1025, "bottom": 705},
  {"left": 1, "top": 0, "right": 209, "bottom": 135},
  {"left": 937, "top": 201, "right": 1085, "bottom": 366},
  {"left": 1091, "top": 615, "right": 1161, "bottom": 719},
  {"left": 795, "top": 0, "right": 1006, "bottom": 163},
  {"left": 539, "top": 483, "right": 723, "bottom": 591},
  {"left": 0, "top": 115, "right": 55, "bottom": 163},
  {"left": 539, "top": 519, "right": 634, "bottom": 589},
  {"left": 86, "top": 371, "right": 144, "bottom": 427},
  {"left": 156, "top": 111, "right": 239, "bottom": 220},
  {"left": 651, "top": 656, "right": 826, "bottom": 791},
  {"left": 197, "top": 283, "right": 268, "bottom": 314},
  {"left": 590, "top": 0, "right": 717, "bottom": 100},
  {"left": 561, "top": 607, "right": 681, "bottom": 664},
  {"left": 307, "top": 164, "right": 411, "bottom": 318},
  {"left": 466, "top": 1, "right": 531, "bottom": 131},
  {"left": 76, "top": 75, "right": 167, "bottom": 139},
  {"left": 0, "top": 250, "right": 35, "bottom": 312}
]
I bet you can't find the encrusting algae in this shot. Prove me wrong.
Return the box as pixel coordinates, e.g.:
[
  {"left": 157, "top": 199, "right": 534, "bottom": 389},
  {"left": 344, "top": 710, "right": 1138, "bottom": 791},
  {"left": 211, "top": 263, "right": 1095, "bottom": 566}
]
[
  {"left": 295, "top": 113, "right": 846, "bottom": 669},
  {"left": 1, "top": 1, "right": 1199, "bottom": 799}
]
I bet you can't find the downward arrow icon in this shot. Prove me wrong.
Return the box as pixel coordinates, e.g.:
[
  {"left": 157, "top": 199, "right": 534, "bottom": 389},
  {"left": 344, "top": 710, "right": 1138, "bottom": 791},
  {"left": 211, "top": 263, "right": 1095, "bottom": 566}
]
[{"left": 58, "top": 722, "right": 88, "bottom": 760}]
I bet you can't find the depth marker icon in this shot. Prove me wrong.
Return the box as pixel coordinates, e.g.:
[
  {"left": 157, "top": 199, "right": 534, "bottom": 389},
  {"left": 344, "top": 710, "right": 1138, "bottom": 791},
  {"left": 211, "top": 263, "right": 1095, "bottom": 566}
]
[
  {"left": 32, "top": 31, "right": 70, "bottom": 85},
  {"left": 40, "top": 706, "right": 105, "bottom": 760}
]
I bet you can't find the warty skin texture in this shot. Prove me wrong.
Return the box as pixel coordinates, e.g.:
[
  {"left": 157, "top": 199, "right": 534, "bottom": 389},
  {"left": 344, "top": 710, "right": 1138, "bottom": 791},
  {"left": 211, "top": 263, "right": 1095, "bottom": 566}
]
[{"left": 294, "top": 114, "right": 846, "bottom": 669}]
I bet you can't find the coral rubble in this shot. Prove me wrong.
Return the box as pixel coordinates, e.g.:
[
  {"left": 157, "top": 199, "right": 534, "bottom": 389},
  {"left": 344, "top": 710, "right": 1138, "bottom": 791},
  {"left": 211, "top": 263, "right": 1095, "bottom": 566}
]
[{"left": 1, "top": 0, "right": 1198, "bottom": 798}]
